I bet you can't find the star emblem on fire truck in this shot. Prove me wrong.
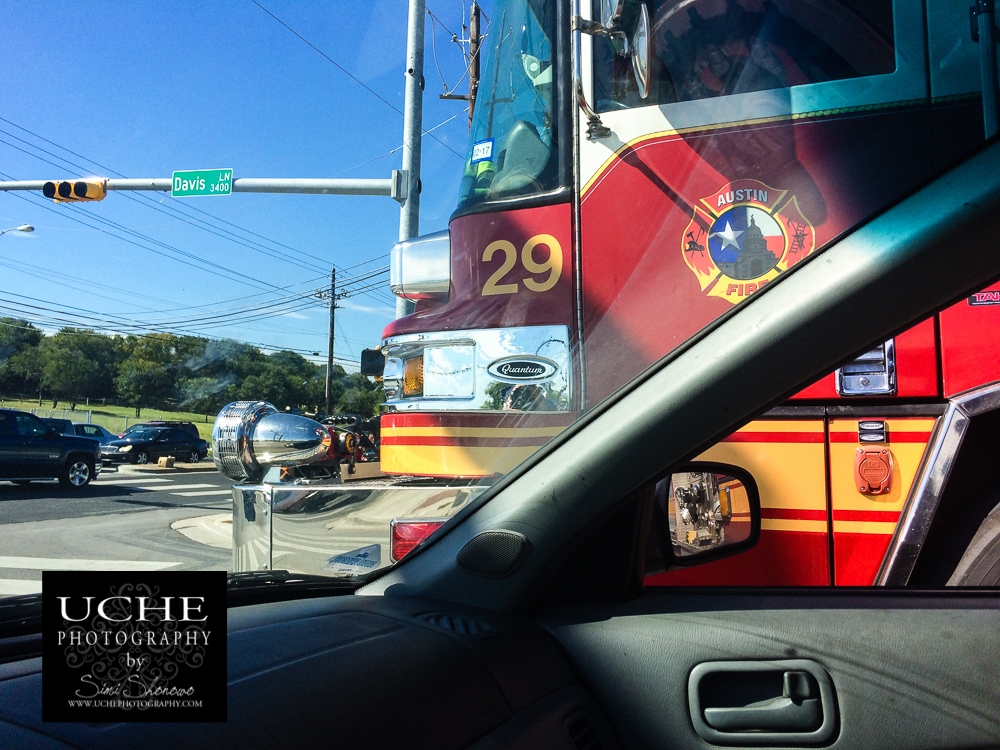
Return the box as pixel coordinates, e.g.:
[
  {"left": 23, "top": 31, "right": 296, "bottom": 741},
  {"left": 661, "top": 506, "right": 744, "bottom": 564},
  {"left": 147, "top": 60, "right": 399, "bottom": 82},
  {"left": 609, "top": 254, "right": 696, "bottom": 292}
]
[{"left": 682, "top": 179, "right": 816, "bottom": 304}]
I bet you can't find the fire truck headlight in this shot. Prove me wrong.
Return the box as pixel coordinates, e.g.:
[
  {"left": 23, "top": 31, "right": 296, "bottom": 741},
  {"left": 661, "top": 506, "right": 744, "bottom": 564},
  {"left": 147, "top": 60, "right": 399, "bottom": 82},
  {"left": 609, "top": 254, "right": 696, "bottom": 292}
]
[
  {"left": 424, "top": 346, "right": 474, "bottom": 397},
  {"left": 212, "top": 401, "right": 330, "bottom": 483}
]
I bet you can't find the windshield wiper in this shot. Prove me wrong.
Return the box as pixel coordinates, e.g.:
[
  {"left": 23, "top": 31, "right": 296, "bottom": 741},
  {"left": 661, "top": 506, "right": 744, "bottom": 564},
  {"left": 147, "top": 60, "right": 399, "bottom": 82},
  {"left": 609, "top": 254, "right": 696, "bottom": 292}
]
[{"left": 227, "top": 570, "right": 360, "bottom": 607}]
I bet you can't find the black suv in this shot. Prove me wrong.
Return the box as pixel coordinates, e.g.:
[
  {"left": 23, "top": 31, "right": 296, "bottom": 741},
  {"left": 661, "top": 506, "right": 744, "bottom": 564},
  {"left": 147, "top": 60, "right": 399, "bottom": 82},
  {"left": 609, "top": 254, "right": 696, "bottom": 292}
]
[{"left": 0, "top": 409, "right": 101, "bottom": 488}]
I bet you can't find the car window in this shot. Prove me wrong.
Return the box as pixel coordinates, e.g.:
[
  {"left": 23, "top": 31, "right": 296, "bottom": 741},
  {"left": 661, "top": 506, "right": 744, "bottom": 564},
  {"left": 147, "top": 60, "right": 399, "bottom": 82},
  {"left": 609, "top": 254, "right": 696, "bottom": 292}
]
[
  {"left": 15, "top": 413, "right": 50, "bottom": 438},
  {"left": 0, "top": 413, "right": 14, "bottom": 437}
]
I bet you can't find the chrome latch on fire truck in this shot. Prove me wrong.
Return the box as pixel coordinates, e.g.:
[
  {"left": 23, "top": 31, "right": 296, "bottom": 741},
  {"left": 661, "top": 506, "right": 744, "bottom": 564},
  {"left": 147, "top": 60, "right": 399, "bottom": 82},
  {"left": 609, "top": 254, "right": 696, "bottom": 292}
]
[{"left": 836, "top": 339, "right": 896, "bottom": 396}]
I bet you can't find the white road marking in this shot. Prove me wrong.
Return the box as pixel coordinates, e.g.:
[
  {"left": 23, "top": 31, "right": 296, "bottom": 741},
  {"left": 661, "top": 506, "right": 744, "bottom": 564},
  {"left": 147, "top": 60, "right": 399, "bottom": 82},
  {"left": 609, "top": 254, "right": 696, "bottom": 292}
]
[
  {"left": 163, "top": 484, "right": 218, "bottom": 491},
  {"left": 0, "top": 557, "right": 180, "bottom": 571},
  {"left": 95, "top": 477, "right": 173, "bottom": 485},
  {"left": 171, "top": 490, "right": 232, "bottom": 497},
  {"left": 0, "top": 579, "right": 42, "bottom": 596}
]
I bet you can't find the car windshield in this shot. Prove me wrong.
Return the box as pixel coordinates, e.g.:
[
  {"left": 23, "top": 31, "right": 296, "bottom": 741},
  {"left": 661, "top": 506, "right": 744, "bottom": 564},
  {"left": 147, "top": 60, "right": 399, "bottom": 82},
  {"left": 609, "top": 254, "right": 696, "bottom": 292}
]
[{"left": 0, "top": 0, "right": 996, "bottom": 599}]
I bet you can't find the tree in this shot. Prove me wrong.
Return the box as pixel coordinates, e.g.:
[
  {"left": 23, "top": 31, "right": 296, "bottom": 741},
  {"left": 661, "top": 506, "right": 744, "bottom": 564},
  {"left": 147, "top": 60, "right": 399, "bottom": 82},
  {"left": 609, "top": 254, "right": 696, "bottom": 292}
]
[
  {"left": 8, "top": 346, "right": 45, "bottom": 405},
  {"left": 116, "top": 359, "right": 172, "bottom": 417},
  {"left": 179, "top": 376, "right": 232, "bottom": 418},
  {"left": 0, "top": 319, "right": 43, "bottom": 396},
  {"left": 37, "top": 330, "right": 112, "bottom": 410},
  {"left": 332, "top": 373, "right": 381, "bottom": 417}
]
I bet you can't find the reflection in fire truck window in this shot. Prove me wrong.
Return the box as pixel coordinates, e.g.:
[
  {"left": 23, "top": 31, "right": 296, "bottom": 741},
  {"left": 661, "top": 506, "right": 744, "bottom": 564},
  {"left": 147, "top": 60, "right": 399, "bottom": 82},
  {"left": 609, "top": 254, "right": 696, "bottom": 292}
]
[
  {"left": 457, "top": 0, "right": 563, "bottom": 210},
  {"left": 593, "top": 0, "right": 895, "bottom": 112}
]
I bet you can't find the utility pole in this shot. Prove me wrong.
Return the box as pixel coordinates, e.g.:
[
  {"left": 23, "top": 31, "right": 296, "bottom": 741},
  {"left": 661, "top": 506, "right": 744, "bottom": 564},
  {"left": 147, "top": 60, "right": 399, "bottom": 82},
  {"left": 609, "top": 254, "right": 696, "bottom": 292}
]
[
  {"left": 468, "top": 2, "right": 481, "bottom": 129},
  {"left": 325, "top": 266, "right": 337, "bottom": 417},
  {"left": 438, "top": 3, "right": 482, "bottom": 130},
  {"left": 398, "top": 0, "right": 426, "bottom": 319}
]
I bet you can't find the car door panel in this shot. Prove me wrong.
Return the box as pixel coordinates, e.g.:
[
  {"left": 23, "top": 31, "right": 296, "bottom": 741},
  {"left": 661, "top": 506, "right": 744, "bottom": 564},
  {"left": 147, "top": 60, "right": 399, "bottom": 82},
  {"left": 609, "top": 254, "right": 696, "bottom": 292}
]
[{"left": 539, "top": 592, "right": 1000, "bottom": 750}]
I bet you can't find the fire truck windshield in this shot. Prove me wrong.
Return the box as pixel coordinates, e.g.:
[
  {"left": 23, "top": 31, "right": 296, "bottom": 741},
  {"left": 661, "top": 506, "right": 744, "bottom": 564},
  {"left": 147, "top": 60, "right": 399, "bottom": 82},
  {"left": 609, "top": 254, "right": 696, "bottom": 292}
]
[{"left": 457, "top": 0, "right": 561, "bottom": 210}]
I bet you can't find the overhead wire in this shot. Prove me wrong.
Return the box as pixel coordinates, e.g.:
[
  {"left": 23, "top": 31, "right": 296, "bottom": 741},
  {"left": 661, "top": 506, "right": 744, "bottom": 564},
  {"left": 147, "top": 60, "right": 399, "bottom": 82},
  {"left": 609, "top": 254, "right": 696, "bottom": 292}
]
[
  {"left": 0, "top": 118, "right": 398, "bottom": 305},
  {"left": 0, "top": 317, "right": 361, "bottom": 363},
  {"left": 0, "top": 171, "right": 282, "bottom": 293},
  {"left": 249, "top": 0, "right": 464, "bottom": 159}
]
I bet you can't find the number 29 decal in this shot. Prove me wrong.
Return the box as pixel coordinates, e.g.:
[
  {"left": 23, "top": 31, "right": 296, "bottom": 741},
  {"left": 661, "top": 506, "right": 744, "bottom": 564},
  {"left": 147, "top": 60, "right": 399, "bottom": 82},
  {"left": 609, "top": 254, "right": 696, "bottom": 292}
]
[{"left": 481, "top": 234, "right": 563, "bottom": 296}]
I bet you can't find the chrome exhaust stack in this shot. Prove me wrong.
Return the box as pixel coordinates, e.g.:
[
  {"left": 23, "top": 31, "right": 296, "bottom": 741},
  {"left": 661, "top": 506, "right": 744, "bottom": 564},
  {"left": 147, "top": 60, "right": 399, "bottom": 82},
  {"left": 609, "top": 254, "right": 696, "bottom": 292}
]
[{"left": 212, "top": 401, "right": 331, "bottom": 482}]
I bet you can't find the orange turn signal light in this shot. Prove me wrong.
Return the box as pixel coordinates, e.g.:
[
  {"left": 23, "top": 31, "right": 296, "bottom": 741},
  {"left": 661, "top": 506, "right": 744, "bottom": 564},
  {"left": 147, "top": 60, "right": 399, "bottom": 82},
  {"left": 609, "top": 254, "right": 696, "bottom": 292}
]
[{"left": 402, "top": 356, "right": 424, "bottom": 397}]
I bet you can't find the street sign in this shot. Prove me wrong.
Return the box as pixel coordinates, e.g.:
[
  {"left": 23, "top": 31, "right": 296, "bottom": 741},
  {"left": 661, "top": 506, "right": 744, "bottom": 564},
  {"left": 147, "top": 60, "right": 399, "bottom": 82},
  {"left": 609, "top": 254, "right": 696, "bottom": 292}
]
[{"left": 171, "top": 169, "right": 233, "bottom": 197}]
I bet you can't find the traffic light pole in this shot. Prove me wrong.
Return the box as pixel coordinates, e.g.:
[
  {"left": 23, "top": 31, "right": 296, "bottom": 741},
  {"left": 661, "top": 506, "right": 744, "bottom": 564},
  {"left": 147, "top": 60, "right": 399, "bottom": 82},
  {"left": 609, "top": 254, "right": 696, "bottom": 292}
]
[
  {"left": 0, "top": 174, "right": 407, "bottom": 200},
  {"left": 396, "top": 0, "right": 426, "bottom": 320}
]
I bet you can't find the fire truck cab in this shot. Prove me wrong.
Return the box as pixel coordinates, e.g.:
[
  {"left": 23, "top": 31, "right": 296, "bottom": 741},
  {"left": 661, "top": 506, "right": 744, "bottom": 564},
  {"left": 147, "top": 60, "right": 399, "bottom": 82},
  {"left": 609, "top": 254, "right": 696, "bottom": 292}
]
[{"left": 375, "top": 0, "right": 1000, "bottom": 587}]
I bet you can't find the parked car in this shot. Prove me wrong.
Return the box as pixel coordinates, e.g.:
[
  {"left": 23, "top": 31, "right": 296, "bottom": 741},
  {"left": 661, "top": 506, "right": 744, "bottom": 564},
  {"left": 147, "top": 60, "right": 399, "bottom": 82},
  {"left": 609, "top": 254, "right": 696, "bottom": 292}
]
[
  {"left": 41, "top": 418, "right": 74, "bottom": 436},
  {"left": 0, "top": 408, "right": 100, "bottom": 487},
  {"left": 101, "top": 427, "right": 209, "bottom": 466},
  {"left": 117, "top": 420, "right": 201, "bottom": 440},
  {"left": 72, "top": 423, "right": 118, "bottom": 445}
]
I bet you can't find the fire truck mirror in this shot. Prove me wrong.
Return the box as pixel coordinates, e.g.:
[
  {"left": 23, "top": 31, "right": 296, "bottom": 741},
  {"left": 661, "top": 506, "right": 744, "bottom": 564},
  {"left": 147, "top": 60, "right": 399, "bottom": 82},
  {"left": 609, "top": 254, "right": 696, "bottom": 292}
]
[
  {"left": 360, "top": 348, "right": 385, "bottom": 377},
  {"left": 646, "top": 463, "right": 761, "bottom": 574},
  {"left": 631, "top": 2, "right": 651, "bottom": 99}
]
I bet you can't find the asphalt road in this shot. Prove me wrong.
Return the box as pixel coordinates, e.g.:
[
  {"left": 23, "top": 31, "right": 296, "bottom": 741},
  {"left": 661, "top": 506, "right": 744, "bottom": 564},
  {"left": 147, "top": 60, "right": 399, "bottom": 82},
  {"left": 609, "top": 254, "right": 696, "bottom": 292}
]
[{"left": 0, "top": 467, "right": 233, "bottom": 596}]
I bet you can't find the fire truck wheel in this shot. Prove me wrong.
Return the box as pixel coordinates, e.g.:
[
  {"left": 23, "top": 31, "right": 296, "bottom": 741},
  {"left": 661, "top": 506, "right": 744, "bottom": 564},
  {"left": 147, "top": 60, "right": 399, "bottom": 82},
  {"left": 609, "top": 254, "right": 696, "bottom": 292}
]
[{"left": 949, "top": 501, "right": 1000, "bottom": 586}]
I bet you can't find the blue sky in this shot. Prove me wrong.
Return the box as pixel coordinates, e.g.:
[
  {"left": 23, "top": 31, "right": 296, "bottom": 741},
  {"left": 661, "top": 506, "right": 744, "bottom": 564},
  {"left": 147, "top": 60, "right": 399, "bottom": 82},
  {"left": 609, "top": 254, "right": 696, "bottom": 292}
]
[{"left": 0, "top": 1, "right": 487, "bottom": 369}]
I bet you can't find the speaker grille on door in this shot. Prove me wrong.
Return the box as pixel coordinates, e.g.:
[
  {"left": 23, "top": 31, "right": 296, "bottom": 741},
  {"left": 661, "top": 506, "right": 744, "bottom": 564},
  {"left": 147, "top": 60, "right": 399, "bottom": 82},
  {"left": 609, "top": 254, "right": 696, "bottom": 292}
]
[{"left": 456, "top": 530, "right": 528, "bottom": 577}]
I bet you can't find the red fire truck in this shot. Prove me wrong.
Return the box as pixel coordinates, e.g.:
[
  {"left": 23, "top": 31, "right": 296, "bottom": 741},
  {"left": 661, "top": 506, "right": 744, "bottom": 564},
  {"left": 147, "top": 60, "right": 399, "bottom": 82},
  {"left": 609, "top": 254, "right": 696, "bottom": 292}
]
[{"left": 374, "top": 0, "right": 1000, "bottom": 587}]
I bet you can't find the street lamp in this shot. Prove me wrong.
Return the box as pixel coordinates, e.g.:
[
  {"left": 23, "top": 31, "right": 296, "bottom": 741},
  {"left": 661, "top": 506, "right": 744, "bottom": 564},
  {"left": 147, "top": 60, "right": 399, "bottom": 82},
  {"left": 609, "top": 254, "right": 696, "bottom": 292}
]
[{"left": 0, "top": 225, "right": 34, "bottom": 237}]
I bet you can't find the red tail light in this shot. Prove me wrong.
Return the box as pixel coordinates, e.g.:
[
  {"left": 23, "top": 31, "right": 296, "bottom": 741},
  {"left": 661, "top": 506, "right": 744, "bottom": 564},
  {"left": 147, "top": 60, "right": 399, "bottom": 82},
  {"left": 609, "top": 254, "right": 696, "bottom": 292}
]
[{"left": 390, "top": 519, "right": 446, "bottom": 562}]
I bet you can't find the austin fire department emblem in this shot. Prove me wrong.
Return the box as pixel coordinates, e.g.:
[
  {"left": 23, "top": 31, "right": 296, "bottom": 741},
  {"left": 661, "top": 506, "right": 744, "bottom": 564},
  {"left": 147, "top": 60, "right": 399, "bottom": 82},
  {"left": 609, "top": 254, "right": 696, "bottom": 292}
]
[{"left": 682, "top": 179, "right": 816, "bottom": 304}]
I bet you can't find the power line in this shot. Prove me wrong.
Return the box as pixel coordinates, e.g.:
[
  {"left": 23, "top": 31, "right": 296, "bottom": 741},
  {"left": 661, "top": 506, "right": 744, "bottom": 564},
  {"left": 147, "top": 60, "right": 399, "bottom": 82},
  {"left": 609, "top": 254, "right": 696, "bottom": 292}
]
[
  {"left": 250, "top": 0, "right": 464, "bottom": 158},
  {"left": 0, "top": 317, "right": 361, "bottom": 363},
  {"left": 0, "top": 174, "right": 281, "bottom": 293},
  {"left": 0, "top": 118, "right": 400, "bottom": 306},
  {"left": 0, "top": 248, "right": 332, "bottom": 319},
  {"left": 0, "top": 128, "right": 331, "bottom": 275}
]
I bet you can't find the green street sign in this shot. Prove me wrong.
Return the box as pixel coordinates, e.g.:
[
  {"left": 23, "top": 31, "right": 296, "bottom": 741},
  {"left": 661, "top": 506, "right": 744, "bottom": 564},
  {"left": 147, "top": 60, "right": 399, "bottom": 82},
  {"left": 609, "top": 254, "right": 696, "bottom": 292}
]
[{"left": 171, "top": 168, "right": 233, "bottom": 197}]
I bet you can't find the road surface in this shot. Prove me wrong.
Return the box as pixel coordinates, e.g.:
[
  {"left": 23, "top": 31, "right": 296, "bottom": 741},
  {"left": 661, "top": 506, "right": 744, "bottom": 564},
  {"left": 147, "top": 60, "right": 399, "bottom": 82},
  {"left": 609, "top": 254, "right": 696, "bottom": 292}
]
[{"left": 0, "top": 467, "right": 233, "bottom": 596}]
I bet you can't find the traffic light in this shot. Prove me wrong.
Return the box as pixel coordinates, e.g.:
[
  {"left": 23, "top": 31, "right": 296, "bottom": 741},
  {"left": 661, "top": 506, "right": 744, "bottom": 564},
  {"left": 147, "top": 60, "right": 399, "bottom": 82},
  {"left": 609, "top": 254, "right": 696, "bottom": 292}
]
[{"left": 42, "top": 180, "right": 107, "bottom": 203}]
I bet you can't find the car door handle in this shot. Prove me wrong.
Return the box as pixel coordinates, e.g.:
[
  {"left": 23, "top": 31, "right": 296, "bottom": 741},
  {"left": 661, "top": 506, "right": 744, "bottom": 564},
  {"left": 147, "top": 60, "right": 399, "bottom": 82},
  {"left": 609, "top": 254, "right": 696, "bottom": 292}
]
[
  {"left": 704, "top": 695, "right": 821, "bottom": 732},
  {"left": 689, "top": 661, "right": 836, "bottom": 745}
]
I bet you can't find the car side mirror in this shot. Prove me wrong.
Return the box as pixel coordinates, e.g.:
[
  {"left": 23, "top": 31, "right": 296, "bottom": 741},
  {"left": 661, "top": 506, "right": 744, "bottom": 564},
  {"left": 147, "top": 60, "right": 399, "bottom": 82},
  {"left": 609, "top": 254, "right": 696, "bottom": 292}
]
[{"left": 646, "top": 462, "right": 761, "bottom": 573}]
